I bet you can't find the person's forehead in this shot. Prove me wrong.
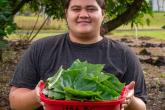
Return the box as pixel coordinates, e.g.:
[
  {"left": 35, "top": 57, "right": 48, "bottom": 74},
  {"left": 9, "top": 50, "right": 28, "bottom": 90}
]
[{"left": 69, "top": 0, "right": 99, "bottom": 7}]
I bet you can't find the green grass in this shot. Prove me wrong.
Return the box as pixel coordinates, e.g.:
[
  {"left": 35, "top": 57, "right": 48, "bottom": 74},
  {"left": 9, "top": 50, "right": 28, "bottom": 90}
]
[
  {"left": 8, "top": 30, "right": 67, "bottom": 40},
  {"left": 8, "top": 33, "right": 63, "bottom": 41},
  {"left": 111, "top": 30, "right": 165, "bottom": 40},
  {"left": 8, "top": 30, "right": 165, "bottom": 41},
  {"left": 148, "top": 12, "right": 165, "bottom": 28},
  {"left": 117, "top": 12, "right": 165, "bottom": 29},
  {"left": 14, "top": 12, "right": 165, "bottom": 30},
  {"left": 11, "top": 12, "right": 165, "bottom": 40},
  {"left": 14, "top": 16, "right": 67, "bottom": 30}
]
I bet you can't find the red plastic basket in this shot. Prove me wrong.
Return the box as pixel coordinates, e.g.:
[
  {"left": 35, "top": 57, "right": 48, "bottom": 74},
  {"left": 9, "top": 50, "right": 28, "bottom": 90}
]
[{"left": 39, "top": 82, "right": 127, "bottom": 110}]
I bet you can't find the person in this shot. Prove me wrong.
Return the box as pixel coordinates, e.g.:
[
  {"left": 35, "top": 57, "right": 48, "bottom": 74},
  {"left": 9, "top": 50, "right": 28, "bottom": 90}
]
[{"left": 9, "top": 0, "right": 147, "bottom": 110}]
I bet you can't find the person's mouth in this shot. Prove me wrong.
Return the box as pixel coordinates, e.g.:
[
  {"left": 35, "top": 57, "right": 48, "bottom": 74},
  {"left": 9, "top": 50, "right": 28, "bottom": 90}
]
[{"left": 77, "top": 20, "right": 91, "bottom": 24}]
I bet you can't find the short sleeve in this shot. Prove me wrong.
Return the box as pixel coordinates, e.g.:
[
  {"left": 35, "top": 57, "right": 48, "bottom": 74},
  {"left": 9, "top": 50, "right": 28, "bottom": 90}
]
[
  {"left": 10, "top": 43, "right": 40, "bottom": 89},
  {"left": 121, "top": 46, "right": 147, "bottom": 103}
]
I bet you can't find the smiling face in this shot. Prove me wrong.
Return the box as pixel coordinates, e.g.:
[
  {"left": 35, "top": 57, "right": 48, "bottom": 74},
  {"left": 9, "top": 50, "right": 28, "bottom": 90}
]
[{"left": 65, "top": 0, "right": 104, "bottom": 43}]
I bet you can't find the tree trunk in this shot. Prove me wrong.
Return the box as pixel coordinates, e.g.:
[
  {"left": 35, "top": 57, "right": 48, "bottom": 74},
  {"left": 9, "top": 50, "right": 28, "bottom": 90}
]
[
  {"left": 102, "top": 0, "right": 144, "bottom": 34},
  {"left": 0, "top": 49, "right": 2, "bottom": 62},
  {"left": 157, "top": 0, "right": 160, "bottom": 12},
  {"left": 162, "top": 0, "right": 165, "bottom": 10},
  {"left": 0, "top": 37, "right": 3, "bottom": 62}
]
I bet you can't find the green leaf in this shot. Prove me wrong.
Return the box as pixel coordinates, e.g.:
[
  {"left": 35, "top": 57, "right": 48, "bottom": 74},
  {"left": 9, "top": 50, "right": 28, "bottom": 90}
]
[
  {"left": 44, "top": 59, "right": 125, "bottom": 101},
  {"left": 0, "top": 29, "right": 6, "bottom": 36},
  {"left": 47, "top": 66, "right": 64, "bottom": 89},
  {"left": 64, "top": 87, "right": 102, "bottom": 100},
  {"left": 0, "top": 40, "right": 8, "bottom": 49}
]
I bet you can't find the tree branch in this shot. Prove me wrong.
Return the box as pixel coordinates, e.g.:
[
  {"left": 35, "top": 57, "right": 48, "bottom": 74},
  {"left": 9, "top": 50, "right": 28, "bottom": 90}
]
[
  {"left": 29, "top": 16, "right": 49, "bottom": 42},
  {"left": 102, "top": 0, "right": 144, "bottom": 34}
]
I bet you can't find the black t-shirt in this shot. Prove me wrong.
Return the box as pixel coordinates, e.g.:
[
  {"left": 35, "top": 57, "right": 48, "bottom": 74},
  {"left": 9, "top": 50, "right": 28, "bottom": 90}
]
[{"left": 10, "top": 33, "right": 147, "bottom": 109}]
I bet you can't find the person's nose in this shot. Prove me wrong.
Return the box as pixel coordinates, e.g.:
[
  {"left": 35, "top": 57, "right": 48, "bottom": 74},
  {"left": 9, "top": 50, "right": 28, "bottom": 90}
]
[{"left": 79, "top": 9, "right": 89, "bottom": 18}]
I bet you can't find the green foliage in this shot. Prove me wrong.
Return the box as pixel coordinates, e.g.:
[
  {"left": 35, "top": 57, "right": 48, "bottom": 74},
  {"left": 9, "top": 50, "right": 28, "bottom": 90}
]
[
  {"left": 105, "top": 0, "right": 134, "bottom": 18},
  {"left": 0, "top": 40, "right": 8, "bottom": 49},
  {"left": 0, "top": 0, "right": 154, "bottom": 49},
  {"left": 0, "top": 0, "right": 16, "bottom": 49},
  {"left": 162, "top": 25, "right": 165, "bottom": 29},
  {"left": 112, "top": 31, "right": 165, "bottom": 40},
  {"left": 130, "top": 0, "right": 153, "bottom": 27},
  {"left": 27, "top": 0, "right": 65, "bottom": 19},
  {"left": 162, "top": 14, "right": 165, "bottom": 29},
  {"left": 43, "top": 0, "right": 65, "bottom": 19},
  {"left": 104, "top": 0, "right": 153, "bottom": 27},
  {"left": 27, "top": 0, "right": 152, "bottom": 26},
  {"left": 43, "top": 59, "right": 125, "bottom": 101}
]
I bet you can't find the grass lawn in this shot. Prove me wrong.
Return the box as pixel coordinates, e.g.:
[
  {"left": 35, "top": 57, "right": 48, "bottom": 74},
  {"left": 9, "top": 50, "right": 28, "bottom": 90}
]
[
  {"left": 11, "top": 12, "right": 165, "bottom": 40},
  {"left": 14, "top": 12, "right": 165, "bottom": 30},
  {"left": 8, "top": 33, "right": 62, "bottom": 41},
  {"left": 111, "top": 30, "right": 165, "bottom": 40},
  {"left": 14, "top": 16, "right": 67, "bottom": 30},
  {"left": 8, "top": 30, "right": 165, "bottom": 41},
  {"left": 117, "top": 12, "right": 165, "bottom": 29}
]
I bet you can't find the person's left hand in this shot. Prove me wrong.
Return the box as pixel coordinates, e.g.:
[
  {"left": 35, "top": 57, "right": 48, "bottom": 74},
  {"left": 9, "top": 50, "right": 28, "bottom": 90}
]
[
  {"left": 121, "top": 81, "right": 135, "bottom": 110},
  {"left": 34, "top": 80, "right": 46, "bottom": 110}
]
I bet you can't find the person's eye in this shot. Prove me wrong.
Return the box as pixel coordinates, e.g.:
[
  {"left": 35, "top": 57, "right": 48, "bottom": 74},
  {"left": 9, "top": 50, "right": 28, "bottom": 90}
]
[
  {"left": 87, "top": 8, "right": 97, "bottom": 12},
  {"left": 72, "top": 8, "right": 81, "bottom": 12}
]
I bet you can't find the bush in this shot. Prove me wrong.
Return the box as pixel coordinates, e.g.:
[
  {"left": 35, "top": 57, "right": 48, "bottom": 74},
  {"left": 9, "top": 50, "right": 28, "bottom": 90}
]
[{"left": 161, "top": 25, "right": 165, "bottom": 29}]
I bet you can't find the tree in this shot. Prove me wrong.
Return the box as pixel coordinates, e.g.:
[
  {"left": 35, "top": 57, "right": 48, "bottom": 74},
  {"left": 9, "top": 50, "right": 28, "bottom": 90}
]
[
  {"left": 0, "top": 0, "right": 16, "bottom": 61},
  {"left": 30, "top": 0, "right": 152, "bottom": 34},
  {"left": 0, "top": 0, "right": 152, "bottom": 62}
]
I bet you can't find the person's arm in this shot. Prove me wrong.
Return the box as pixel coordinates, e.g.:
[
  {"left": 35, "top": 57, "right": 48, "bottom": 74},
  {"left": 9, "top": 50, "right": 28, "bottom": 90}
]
[
  {"left": 125, "top": 96, "right": 146, "bottom": 110},
  {"left": 9, "top": 87, "right": 41, "bottom": 110},
  {"left": 9, "top": 81, "right": 43, "bottom": 110},
  {"left": 121, "top": 81, "right": 146, "bottom": 110}
]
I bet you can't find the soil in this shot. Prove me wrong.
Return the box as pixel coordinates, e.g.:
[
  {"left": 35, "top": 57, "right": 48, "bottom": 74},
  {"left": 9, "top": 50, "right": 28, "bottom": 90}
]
[{"left": 0, "top": 36, "right": 164, "bottom": 110}]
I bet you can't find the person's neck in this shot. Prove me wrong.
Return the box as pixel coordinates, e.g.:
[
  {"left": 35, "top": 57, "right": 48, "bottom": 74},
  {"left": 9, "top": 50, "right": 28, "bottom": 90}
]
[{"left": 69, "top": 32, "right": 103, "bottom": 44}]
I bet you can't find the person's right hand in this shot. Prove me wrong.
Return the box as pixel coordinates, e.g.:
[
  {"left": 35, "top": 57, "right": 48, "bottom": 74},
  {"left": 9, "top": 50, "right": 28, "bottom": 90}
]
[
  {"left": 34, "top": 80, "right": 46, "bottom": 110},
  {"left": 121, "top": 81, "right": 135, "bottom": 110}
]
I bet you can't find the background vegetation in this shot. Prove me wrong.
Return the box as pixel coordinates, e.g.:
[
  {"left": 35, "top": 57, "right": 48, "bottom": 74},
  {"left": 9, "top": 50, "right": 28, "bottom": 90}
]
[{"left": 9, "top": 12, "right": 165, "bottom": 40}]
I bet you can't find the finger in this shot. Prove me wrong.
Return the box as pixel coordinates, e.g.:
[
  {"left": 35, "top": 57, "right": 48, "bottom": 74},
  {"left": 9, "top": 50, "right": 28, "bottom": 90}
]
[
  {"left": 37, "top": 80, "right": 44, "bottom": 87},
  {"left": 120, "top": 104, "right": 124, "bottom": 110},
  {"left": 40, "top": 102, "right": 45, "bottom": 106},
  {"left": 35, "top": 80, "right": 44, "bottom": 103},
  {"left": 121, "top": 103, "right": 128, "bottom": 109},
  {"left": 36, "top": 80, "right": 44, "bottom": 95},
  {"left": 40, "top": 100, "right": 46, "bottom": 109},
  {"left": 121, "top": 108, "right": 124, "bottom": 110},
  {"left": 123, "top": 99, "right": 129, "bottom": 105},
  {"left": 126, "top": 94, "right": 133, "bottom": 105},
  {"left": 126, "top": 99, "right": 131, "bottom": 105},
  {"left": 127, "top": 81, "right": 135, "bottom": 90},
  {"left": 42, "top": 104, "right": 46, "bottom": 110},
  {"left": 122, "top": 98, "right": 131, "bottom": 109},
  {"left": 126, "top": 81, "right": 135, "bottom": 101}
]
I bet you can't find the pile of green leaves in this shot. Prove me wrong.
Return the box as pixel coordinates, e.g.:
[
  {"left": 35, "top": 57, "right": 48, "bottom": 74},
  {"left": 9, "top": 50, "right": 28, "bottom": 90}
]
[{"left": 43, "top": 59, "right": 125, "bottom": 101}]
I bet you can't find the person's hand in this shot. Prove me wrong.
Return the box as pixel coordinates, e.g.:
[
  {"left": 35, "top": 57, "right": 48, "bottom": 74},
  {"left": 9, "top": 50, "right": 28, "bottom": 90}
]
[
  {"left": 121, "top": 81, "right": 135, "bottom": 110},
  {"left": 34, "top": 80, "right": 46, "bottom": 110}
]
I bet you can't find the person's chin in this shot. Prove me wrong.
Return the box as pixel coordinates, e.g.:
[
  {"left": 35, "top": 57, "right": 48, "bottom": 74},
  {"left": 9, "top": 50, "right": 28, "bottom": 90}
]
[
  {"left": 77, "top": 28, "right": 92, "bottom": 34},
  {"left": 77, "top": 30, "right": 91, "bottom": 34}
]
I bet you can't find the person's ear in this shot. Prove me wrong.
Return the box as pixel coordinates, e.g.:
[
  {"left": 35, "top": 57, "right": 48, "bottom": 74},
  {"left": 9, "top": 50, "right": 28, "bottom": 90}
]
[
  {"left": 64, "top": 9, "right": 69, "bottom": 29},
  {"left": 65, "top": 9, "right": 68, "bottom": 18},
  {"left": 101, "top": 10, "right": 105, "bottom": 22},
  {"left": 102, "top": 10, "right": 105, "bottom": 16}
]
